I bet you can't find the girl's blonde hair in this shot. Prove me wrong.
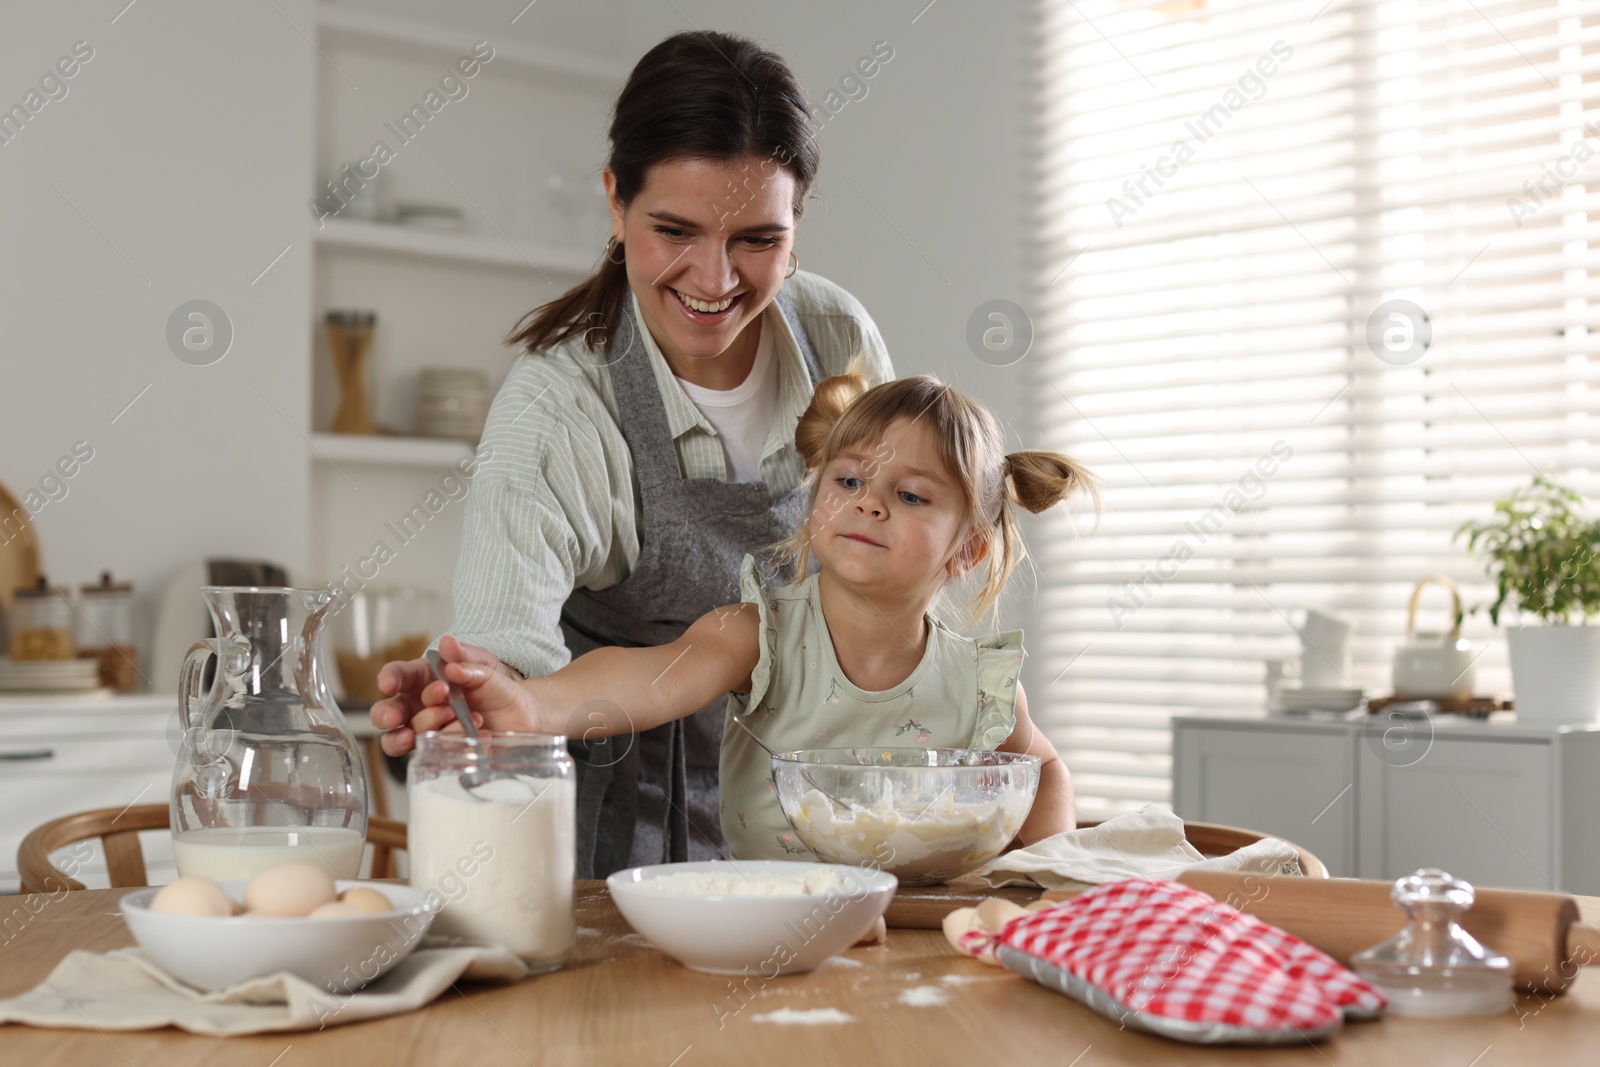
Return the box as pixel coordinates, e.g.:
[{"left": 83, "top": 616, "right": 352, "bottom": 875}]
[{"left": 776, "top": 366, "right": 1098, "bottom": 625}]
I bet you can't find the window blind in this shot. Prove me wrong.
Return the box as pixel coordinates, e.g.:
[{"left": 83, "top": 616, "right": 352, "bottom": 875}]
[{"left": 1031, "top": 0, "right": 1600, "bottom": 821}]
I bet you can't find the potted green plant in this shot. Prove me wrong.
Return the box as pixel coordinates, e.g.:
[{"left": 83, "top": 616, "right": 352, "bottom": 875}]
[{"left": 1456, "top": 476, "right": 1600, "bottom": 724}]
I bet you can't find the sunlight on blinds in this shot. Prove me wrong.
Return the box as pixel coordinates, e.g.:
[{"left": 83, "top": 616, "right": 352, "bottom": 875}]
[{"left": 1031, "top": 0, "right": 1599, "bottom": 820}]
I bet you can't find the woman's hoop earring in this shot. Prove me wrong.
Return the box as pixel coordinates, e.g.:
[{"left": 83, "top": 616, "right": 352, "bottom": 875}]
[
  {"left": 785, "top": 251, "right": 799, "bottom": 279},
  {"left": 605, "top": 238, "right": 626, "bottom": 265}
]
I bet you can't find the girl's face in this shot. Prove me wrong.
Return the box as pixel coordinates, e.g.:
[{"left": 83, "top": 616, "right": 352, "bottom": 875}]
[
  {"left": 809, "top": 417, "right": 982, "bottom": 604},
  {"left": 606, "top": 156, "right": 797, "bottom": 374}
]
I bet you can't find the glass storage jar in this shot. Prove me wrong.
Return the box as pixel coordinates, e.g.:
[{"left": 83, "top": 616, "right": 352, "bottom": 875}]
[
  {"left": 77, "top": 570, "right": 138, "bottom": 690},
  {"left": 9, "top": 576, "right": 75, "bottom": 661},
  {"left": 408, "top": 731, "right": 576, "bottom": 973}
]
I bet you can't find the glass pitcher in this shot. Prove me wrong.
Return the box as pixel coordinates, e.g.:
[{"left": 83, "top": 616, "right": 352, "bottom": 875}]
[{"left": 170, "top": 587, "right": 368, "bottom": 881}]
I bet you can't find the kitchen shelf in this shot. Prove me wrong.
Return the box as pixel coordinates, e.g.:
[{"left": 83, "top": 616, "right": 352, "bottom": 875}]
[
  {"left": 310, "top": 432, "right": 474, "bottom": 468},
  {"left": 315, "top": 218, "right": 595, "bottom": 274},
  {"left": 315, "top": 4, "right": 629, "bottom": 89}
]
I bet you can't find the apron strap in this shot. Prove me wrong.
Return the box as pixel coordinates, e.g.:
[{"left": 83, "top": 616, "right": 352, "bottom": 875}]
[{"left": 773, "top": 286, "right": 827, "bottom": 388}]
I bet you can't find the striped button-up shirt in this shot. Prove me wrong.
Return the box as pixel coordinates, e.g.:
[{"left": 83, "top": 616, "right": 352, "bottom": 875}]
[{"left": 450, "top": 271, "right": 895, "bottom": 678}]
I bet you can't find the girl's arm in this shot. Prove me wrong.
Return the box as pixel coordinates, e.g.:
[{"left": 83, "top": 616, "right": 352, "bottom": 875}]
[
  {"left": 998, "top": 682, "right": 1077, "bottom": 842},
  {"left": 414, "top": 603, "right": 761, "bottom": 739}
]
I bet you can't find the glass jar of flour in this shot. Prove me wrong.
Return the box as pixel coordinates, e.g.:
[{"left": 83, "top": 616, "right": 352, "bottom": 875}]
[{"left": 408, "top": 732, "right": 576, "bottom": 973}]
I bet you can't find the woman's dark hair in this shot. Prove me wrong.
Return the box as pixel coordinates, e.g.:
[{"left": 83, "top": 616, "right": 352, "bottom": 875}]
[{"left": 506, "top": 31, "right": 818, "bottom": 354}]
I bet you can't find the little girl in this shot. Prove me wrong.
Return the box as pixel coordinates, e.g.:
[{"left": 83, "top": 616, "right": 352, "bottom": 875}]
[{"left": 414, "top": 370, "right": 1096, "bottom": 858}]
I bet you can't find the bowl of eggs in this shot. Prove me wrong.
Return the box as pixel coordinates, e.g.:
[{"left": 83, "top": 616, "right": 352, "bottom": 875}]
[{"left": 120, "top": 862, "right": 438, "bottom": 992}]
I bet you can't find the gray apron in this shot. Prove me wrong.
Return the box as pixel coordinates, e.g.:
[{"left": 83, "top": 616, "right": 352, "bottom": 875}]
[{"left": 558, "top": 290, "right": 826, "bottom": 879}]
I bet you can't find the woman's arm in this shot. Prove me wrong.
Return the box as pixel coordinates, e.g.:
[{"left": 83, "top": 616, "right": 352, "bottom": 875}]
[
  {"left": 413, "top": 603, "right": 763, "bottom": 740},
  {"left": 998, "top": 682, "right": 1077, "bottom": 842},
  {"left": 446, "top": 364, "right": 628, "bottom": 679}
]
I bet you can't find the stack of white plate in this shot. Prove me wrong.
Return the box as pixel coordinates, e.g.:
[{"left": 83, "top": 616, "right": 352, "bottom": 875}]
[
  {"left": 415, "top": 368, "right": 491, "bottom": 442},
  {"left": 1272, "top": 686, "right": 1366, "bottom": 715},
  {"left": 0, "top": 656, "right": 105, "bottom": 694}
]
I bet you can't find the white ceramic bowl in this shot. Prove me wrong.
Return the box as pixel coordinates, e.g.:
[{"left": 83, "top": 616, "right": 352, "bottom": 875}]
[
  {"left": 607, "top": 860, "right": 897, "bottom": 976},
  {"left": 120, "top": 880, "right": 438, "bottom": 992}
]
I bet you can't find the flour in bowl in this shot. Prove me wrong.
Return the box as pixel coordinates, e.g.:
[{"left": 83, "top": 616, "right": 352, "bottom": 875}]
[
  {"left": 640, "top": 868, "right": 852, "bottom": 896},
  {"left": 783, "top": 785, "right": 1032, "bottom": 883}
]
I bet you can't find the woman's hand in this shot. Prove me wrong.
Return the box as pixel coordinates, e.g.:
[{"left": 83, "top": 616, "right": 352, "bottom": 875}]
[{"left": 370, "top": 635, "right": 535, "bottom": 756}]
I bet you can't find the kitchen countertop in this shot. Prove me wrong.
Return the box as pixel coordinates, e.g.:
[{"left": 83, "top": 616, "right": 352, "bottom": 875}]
[{"left": 3, "top": 883, "right": 1599, "bottom": 1064}]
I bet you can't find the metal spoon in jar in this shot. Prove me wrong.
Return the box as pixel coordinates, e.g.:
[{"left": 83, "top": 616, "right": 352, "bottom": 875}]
[{"left": 423, "top": 648, "right": 491, "bottom": 796}]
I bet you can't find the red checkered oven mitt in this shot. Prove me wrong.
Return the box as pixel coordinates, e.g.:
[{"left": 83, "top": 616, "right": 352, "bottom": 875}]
[{"left": 960, "top": 878, "right": 1386, "bottom": 1045}]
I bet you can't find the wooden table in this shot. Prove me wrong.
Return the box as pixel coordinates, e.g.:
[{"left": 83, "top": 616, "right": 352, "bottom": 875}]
[{"left": 3, "top": 883, "right": 1600, "bottom": 1065}]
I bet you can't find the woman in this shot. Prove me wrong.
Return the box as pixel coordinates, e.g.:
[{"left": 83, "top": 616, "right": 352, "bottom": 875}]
[{"left": 371, "top": 30, "right": 894, "bottom": 878}]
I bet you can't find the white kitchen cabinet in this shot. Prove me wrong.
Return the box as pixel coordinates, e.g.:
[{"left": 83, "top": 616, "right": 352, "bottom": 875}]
[
  {"left": 1359, "top": 737, "right": 1554, "bottom": 891},
  {"left": 0, "top": 695, "right": 177, "bottom": 893},
  {"left": 1172, "top": 714, "right": 1600, "bottom": 893},
  {"left": 1173, "top": 719, "right": 1356, "bottom": 877}
]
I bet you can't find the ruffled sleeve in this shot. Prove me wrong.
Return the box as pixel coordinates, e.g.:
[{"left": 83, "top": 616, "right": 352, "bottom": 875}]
[
  {"left": 970, "top": 629, "right": 1025, "bottom": 750},
  {"left": 728, "top": 554, "right": 780, "bottom": 720}
]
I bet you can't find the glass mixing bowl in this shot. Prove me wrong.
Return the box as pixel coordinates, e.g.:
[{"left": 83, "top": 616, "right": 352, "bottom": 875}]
[{"left": 770, "top": 748, "right": 1041, "bottom": 886}]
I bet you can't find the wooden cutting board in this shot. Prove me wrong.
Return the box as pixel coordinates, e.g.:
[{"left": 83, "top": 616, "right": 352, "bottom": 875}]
[
  {"left": 884, "top": 875, "right": 1042, "bottom": 928},
  {"left": 0, "top": 479, "right": 41, "bottom": 618}
]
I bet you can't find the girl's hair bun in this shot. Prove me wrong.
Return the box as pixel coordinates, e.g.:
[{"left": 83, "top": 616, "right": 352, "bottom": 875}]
[{"left": 794, "top": 361, "right": 871, "bottom": 469}]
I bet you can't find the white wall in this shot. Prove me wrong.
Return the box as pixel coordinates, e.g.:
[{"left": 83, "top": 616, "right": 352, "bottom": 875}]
[
  {"left": 1, "top": 0, "right": 1037, "bottom": 691},
  {"left": 1, "top": 0, "right": 315, "bottom": 688}
]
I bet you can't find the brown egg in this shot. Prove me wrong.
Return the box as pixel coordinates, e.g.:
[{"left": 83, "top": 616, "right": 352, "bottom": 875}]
[
  {"left": 338, "top": 887, "right": 393, "bottom": 914},
  {"left": 150, "top": 876, "right": 236, "bottom": 917},
  {"left": 243, "top": 862, "right": 338, "bottom": 917},
  {"left": 308, "top": 901, "right": 365, "bottom": 919}
]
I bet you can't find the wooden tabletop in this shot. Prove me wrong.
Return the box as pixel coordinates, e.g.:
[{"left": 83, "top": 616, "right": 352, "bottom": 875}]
[{"left": 4, "top": 883, "right": 1600, "bottom": 1065}]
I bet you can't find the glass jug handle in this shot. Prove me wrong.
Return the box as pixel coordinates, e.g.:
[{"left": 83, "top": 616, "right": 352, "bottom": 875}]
[{"left": 178, "top": 639, "right": 217, "bottom": 732}]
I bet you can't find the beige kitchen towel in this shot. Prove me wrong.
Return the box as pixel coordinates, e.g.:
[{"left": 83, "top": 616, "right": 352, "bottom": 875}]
[
  {"left": 972, "top": 805, "right": 1303, "bottom": 891},
  {"left": 0, "top": 941, "right": 527, "bottom": 1036}
]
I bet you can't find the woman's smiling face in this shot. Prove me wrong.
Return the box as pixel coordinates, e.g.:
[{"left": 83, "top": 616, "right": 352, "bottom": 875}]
[{"left": 606, "top": 156, "right": 798, "bottom": 375}]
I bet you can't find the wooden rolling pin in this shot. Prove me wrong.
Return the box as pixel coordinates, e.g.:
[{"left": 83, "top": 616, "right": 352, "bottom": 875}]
[{"left": 1160, "top": 871, "right": 1600, "bottom": 996}]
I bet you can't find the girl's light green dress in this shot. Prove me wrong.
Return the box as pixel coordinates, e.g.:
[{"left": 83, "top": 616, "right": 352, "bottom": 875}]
[{"left": 720, "top": 555, "right": 1025, "bottom": 860}]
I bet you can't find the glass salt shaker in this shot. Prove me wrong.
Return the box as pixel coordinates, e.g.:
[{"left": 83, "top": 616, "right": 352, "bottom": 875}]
[
  {"left": 1351, "top": 868, "right": 1513, "bottom": 1016},
  {"left": 408, "top": 731, "right": 576, "bottom": 973},
  {"left": 78, "top": 571, "right": 138, "bottom": 690}
]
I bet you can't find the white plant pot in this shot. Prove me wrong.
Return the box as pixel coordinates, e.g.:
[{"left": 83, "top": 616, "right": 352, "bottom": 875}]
[{"left": 1506, "top": 625, "right": 1600, "bottom": 725}]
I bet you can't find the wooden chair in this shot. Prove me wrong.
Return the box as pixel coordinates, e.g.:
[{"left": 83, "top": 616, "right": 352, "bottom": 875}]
[
  {"left": 1076, "top": 818, "right": 1329, "bottom": 879},
  {"left": 17, "top": 804, "right": 408, "bottom": 894}
]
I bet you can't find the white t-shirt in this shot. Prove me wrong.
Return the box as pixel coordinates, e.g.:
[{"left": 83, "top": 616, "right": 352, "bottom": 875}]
[{"left": 675, "top": 322, "right": 779, "bottom": 483}]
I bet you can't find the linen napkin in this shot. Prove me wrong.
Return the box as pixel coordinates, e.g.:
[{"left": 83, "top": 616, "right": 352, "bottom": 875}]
[
  {"left": 0, "top": 941, "right": 527, "bottom": 1036},
  {"left": 972, "top": 805, "right": 1303, "bottom": 891}
]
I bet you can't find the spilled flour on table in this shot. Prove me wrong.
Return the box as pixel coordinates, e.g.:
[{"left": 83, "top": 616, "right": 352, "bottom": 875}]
[
  {"left": 751, "top": 1007, "right": 856, "bottom": 1025},
  {"left": 822, "top": 956, "right": 865, "bottom": 969},
  {"left": 897, "top": 986, "right": 950, "bottom": 1007},
  {"left": 941, "top": 974, "right": 1000, "bottom": 986}
]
